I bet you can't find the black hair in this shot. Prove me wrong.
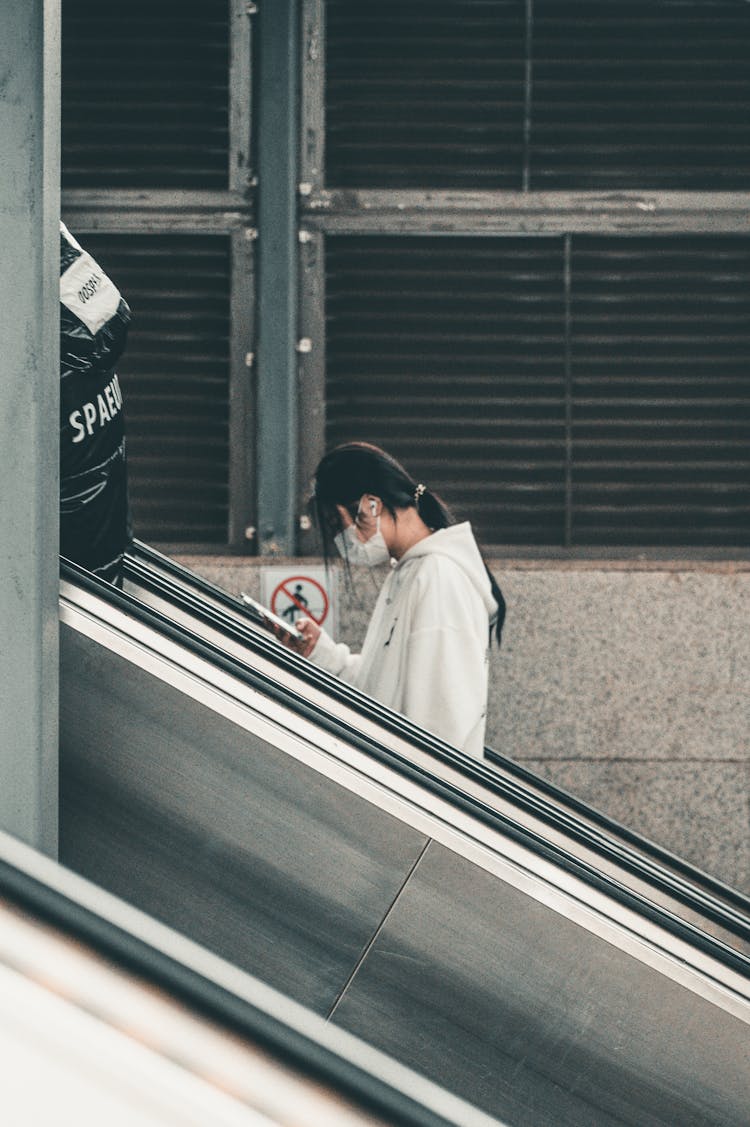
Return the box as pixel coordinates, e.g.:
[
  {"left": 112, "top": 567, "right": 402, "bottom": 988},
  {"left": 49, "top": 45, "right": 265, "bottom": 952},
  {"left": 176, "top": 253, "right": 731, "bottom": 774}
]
[{"left": 311, "top": 442, "right": 506, "bottom": 645}]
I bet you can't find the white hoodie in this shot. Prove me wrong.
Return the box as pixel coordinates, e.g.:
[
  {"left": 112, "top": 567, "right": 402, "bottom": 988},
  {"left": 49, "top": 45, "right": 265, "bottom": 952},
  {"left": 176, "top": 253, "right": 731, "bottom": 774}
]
[{"left": 309, "top": 522, "right": 496, "bottom": 759}]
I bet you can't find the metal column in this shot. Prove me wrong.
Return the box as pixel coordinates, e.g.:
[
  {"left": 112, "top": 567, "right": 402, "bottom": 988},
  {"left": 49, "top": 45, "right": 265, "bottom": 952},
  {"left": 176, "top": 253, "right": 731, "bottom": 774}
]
[
  {"left": 255, "top": 0, "right": 300, "bottom": 556},
  {"left": 0, "top": 1, "right": 60, "bottom": 855}
]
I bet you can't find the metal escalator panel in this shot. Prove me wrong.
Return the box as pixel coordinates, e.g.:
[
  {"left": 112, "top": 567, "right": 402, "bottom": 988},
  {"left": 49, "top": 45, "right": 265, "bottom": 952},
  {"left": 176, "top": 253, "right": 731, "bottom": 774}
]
[
  {"left": 121, "top": 544, "right": 750, "bottom": 962},
  {"left": 59, "top": 571, "right": 750, "bottom": 1126},
  {"left": 60, "top": 579, "right": 431, "bottom": 1016},
  {"left": 0, "top": 832, "right": 497, "bottom": 1127}
]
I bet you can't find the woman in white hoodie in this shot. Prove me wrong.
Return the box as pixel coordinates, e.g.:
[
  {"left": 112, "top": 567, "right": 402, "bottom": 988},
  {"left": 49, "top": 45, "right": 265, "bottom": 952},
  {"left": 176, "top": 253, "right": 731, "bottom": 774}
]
[{"left": 295, "top": 443, "right": 505, "bottom": 760}]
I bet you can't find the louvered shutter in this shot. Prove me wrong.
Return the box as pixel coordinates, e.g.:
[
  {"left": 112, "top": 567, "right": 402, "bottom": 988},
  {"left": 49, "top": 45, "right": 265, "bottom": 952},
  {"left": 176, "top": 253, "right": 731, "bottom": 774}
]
[
  {"left": 325, "top": 0, "right": 526, "bottom": 188},
  {"left": 532, "top": 1, "right": 750, "bottom": 189},
  {"left": 325, "top": 237, "right": 567, "bottom": 546},
  {"left": 62, "top": 0, "right": 230, "bottom": 189},
  {"left": 325, "top": 0, "right": 750, "bottom": 191},
  {"left": 325, "top": 235, "right": 750, "bottom": 549},
  {"left": 571, "top": 236, "right": 750, "bottom": 546},
  {"left": 81, "top": 235, "right": 232, "bottom": 544}
]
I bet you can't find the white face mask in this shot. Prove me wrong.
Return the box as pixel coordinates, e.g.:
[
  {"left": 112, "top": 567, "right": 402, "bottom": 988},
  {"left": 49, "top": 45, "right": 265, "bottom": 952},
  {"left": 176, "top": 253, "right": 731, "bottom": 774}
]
[{"left": 334, "top": 502, "right": 390, "bottom": 567}]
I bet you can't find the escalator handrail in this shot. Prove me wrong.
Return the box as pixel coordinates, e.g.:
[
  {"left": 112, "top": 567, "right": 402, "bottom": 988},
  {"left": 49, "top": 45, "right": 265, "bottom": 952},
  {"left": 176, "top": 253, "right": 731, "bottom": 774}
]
[
  {"left": 61, "top": 557, "right": 750, "bottom": 980},
  {"left": 124, "top": 545, "right": 750, "bottom": 938}
]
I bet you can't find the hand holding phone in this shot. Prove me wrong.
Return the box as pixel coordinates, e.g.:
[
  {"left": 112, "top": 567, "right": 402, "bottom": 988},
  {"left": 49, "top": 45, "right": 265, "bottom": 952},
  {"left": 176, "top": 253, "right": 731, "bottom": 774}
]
[
  {"left": 294, "top": 616, "right": 321, "bottom": 658},
  {"left": 240, "top": 593, "right": 305, "bottom": 650}
]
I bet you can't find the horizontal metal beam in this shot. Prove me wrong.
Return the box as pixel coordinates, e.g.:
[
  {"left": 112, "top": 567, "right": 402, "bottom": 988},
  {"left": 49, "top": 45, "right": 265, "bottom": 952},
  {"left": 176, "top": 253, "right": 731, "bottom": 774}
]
[
  {"left": 301, "top": 190, "right": 750, "bottom": 236},
  {"left": 61, "top": 189, "right": 255, "bottom": 233}
]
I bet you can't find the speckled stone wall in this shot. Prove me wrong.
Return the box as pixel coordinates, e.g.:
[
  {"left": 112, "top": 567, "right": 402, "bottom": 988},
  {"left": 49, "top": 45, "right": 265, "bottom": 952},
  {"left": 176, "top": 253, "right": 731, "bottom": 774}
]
[
  {"left": 176, "top": 556, "right": 750, "bottom": 895},
  {"left": 488, "top": 563, "right": 750, "bottom": 897}
]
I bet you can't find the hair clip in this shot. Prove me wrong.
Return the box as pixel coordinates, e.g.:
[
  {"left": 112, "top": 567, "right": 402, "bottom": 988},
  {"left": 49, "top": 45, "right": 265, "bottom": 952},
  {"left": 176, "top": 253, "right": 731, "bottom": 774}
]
[{"left": 414, "top": 483, "right": 426, "bottom": 504}]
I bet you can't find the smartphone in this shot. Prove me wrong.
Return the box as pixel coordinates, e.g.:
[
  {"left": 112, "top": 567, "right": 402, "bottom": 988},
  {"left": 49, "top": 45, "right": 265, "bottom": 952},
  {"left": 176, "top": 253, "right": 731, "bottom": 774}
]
[{"left": 240, "top": 593, "right": 303, "bottom": 643}]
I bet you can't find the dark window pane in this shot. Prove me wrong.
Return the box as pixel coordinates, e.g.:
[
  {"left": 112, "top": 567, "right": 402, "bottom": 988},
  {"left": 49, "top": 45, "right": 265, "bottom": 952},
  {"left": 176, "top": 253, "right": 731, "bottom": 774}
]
[
  {"left": 325, "top": 236, "right": 567, "bottom": 547},
  {"left": 532, "top": 1, "right": 750, "bottom": 188},
  {"left": 325, "top": 1, "right": 526, "bottom": 189},
  {"left": 325, "top": 1, "right": 750, "bottom": 190},
  {"left": 571, "top": 236, "right": 750, "bottom": 545},
  {"left": 62, "top": 1, "right": 229, "bottom": 189},
  {"left": 80, "top": 234, "right": 231, "bottom": 544}
]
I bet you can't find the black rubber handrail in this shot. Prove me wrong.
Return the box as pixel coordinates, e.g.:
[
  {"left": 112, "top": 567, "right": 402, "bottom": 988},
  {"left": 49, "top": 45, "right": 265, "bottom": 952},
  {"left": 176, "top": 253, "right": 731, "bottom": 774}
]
[
  {"left": 62, "top": 556, "right": 750, "bottom": 977},
  {"left": 125, "top": 544, "right": 750, "bottom": 937}
]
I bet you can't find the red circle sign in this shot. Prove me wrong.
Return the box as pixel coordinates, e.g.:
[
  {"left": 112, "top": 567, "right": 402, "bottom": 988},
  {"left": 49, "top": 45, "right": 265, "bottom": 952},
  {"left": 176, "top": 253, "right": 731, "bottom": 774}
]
[{"left": 270, "top": 575, "right": 330, "bottom": 627}]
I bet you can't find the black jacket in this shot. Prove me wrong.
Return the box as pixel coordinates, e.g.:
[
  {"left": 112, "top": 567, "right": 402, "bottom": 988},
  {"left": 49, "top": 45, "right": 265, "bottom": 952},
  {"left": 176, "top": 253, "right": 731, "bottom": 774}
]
[{"left": 59, "top": 223, "right": 132, "bottom": 583}]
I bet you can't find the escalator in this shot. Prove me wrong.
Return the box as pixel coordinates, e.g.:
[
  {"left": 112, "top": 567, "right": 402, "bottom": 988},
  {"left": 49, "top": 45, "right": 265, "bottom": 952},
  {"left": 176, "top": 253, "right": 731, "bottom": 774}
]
[
  {"left": 127, "top": 541, "right": 750, "bottom": 959},
  {"left": 59, "top": 549, "right": 750, "bottom": 1126},
  {"left": 0, "top": 829, "right": 498, "bottom": 1127}
]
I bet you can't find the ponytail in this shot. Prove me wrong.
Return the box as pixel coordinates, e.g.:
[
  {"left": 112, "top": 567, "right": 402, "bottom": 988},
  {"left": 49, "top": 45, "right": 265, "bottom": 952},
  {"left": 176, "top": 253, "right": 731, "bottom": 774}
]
[
  {"left": 413, "top": 482, "right": 452, "bottom": 533},
  {"left": 487, "top": 570, "right": 506, "bottom": 646},
  {"left": 415, "top": 483, "right": 505, "bottom": 646}
]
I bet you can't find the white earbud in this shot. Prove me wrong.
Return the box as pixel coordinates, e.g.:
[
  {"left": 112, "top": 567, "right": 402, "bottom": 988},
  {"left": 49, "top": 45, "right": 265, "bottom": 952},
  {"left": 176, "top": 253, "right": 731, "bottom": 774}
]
[{"left": 369, "top": 499, "right": 377, "bottom": 516}]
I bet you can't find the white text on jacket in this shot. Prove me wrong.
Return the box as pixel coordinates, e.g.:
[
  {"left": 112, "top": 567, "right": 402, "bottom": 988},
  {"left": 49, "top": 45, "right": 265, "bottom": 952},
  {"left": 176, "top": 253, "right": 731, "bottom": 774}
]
[{"left": 69, "top": 374, "right": 123, "bottom": 443}]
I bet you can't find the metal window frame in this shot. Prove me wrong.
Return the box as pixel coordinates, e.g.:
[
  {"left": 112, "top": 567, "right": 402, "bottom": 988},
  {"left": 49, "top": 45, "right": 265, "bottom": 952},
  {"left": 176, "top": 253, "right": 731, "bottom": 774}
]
[
  {"left": 297, "top": 0, "right": 750, "bottom": 559},
  {"left": 254, "top": 0, "right": 301, "bottom": 558},
  {"left": 300, "top": 0, "right": 325, "bottom": 195},
  {"left": 297, "top": 226, "right": 327, "bottom": 556},
  {"left": 300, "top": 189, "right": 750, "bottom": 237},
  {"left": 61, "top": 0, "right": 257, "bottom": 554},
  {"left": 228, "top": 225, "right": 257, "bottom": 550}
]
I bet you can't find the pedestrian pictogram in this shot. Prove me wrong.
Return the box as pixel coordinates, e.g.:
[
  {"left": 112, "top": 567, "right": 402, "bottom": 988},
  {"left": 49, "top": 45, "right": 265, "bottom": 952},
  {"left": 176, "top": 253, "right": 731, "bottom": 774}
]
[
  {"left": 280, "top": 582, "right": 309, "bottom": 623},
  {"left": 262, "top": 567, "right": 336, "bottom": 636},
  {"left": 271, "top": 575, "right": 328, "bottom": 626}
]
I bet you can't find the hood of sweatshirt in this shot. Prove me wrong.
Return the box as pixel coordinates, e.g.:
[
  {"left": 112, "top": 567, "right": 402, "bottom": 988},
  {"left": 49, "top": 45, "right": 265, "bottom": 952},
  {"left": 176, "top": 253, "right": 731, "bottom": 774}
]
[{"left": 396, "top": 522, "right": 497, "bottom": 617}]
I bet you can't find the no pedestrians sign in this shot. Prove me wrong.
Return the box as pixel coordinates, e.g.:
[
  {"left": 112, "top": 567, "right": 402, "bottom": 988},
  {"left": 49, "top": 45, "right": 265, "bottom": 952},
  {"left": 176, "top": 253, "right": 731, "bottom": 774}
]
[{"left": 261, "top": 566, "right": 337, "bottom": 637}]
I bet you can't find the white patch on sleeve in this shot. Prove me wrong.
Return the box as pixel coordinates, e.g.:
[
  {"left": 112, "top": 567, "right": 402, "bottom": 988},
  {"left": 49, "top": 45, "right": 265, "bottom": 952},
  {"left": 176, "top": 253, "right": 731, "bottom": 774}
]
[
  {"left": 60, "top": 250, "right": 122, "bottom": 336},
  {"left": 60, "top": 221, "right": 84, "bottom": 253}
]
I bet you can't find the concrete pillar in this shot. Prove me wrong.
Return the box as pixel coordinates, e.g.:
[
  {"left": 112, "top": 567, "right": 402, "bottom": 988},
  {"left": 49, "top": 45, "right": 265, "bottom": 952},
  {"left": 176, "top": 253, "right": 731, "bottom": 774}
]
[{"left": 0, "top": 1, "right": 60, "bottom": 855}]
